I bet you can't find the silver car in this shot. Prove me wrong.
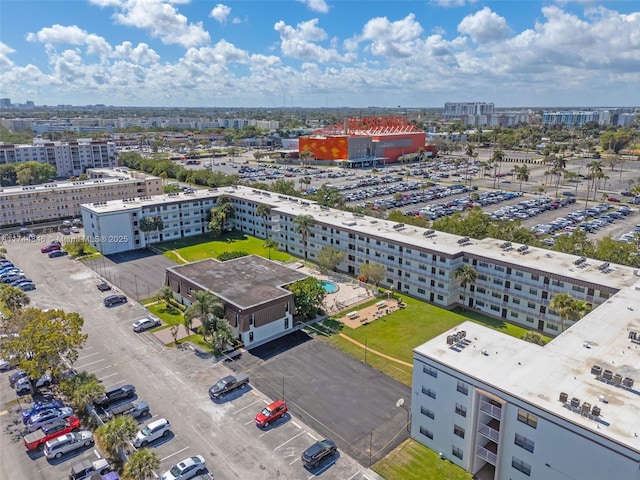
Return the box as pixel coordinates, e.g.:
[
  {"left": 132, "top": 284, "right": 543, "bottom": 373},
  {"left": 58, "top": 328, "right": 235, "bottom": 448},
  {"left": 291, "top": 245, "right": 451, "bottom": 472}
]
[
  {"left": 134, "top": 418, "right": 172, "bottom": 448},
  {"left": 44, "top": 430, "right": 94, "bottom": 459},
  {"left": 27, "top": 407, "right": 75, "bottom": 431},
  {"left": 132, "top": 317, "right": 161, "bottom": 332}
]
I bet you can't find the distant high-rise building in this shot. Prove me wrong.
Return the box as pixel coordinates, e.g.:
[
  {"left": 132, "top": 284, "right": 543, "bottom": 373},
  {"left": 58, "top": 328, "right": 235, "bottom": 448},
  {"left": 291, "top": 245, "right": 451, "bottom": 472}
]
[
  {"left": 0, "top": 98, "right": 12, "bottom": 108},
  {"left": 444, "top": 102, "right": 495, "bottom": 118}
]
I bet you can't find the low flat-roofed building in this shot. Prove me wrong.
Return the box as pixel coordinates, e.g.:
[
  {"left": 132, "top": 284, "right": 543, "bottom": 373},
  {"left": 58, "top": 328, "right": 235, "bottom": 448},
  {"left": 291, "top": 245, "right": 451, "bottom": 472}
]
[
  {"left": 165, "top": 255, "right": 308, "bottom": 348},
  {"left": 411, "top": 281, "right": 640, "bottom": 480}
]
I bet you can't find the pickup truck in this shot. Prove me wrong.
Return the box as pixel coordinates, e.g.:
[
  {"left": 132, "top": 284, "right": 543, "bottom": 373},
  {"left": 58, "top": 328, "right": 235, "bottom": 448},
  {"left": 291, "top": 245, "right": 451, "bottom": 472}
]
[
  {"left": 97, "top": 400, "right": 149, "bottom": 421},
  {"left": 23, "top": 416, "right": 81, "bottom": 451},
  {"left": 93, "top": 384, "right": 135, "bottom": 408},
  {"left": 69, "top": 458, "right": 111, "bottom": 480},
  {"left": 208, "top": 373, "right": 249, "bottom": 399}
]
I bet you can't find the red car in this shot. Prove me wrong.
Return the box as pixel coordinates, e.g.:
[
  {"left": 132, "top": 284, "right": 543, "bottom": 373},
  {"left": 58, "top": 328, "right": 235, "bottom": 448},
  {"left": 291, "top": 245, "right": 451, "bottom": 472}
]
[
  {"left": 41, "top": 244, "right": 61, "bottom": 253},
  {"left": 255, "top": 400, "right": 288, "bottom": 428},
  {"left": 607, "top": 197, "right": 621, "bottom": 203},
  {"left": 23, "top": 415, "right": 81, "bottom": 451}
]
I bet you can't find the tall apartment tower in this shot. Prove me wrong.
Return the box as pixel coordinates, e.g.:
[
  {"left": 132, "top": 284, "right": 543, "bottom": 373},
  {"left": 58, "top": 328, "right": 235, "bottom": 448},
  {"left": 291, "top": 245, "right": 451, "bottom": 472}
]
[{"left": 444, "top": 102, "right": 495, "bottom": 118}]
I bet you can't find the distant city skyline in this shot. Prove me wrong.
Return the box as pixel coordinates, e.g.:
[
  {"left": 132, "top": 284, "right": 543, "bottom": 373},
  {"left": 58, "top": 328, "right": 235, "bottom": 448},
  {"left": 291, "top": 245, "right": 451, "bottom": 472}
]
[{"left": 1, "top": 1, "right": 639, "bottom": 108}]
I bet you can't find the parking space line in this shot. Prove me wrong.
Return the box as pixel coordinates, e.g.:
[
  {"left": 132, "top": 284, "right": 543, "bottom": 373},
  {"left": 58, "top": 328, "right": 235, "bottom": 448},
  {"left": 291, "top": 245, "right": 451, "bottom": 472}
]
[
  {"left": 289, "top": 457, "right": 300, "bottom": 466},
  {"left": 274, "top": 431, "right": 304, "bottom": 451},
  {"left": 234, "top": 399, "right": 261, "bottom": 414},
  {"left": 160, "top": 446, "right": 189, "bottom": 462},
  {"left": 88, "top": 364, "right": 117, "bottom": 374},
  {"left": 244, "top": 419, "right": 255, "bottom": 426},
  {"left": 98, "top": 372, "right": 119, "bottom": 382},
  {"left": 306, "top": 431, "right": 318, "bottom": 441},
  {"left": 75, "top": 358, "right": 105, "bottom": 369},
  {"left": 77, "top": 352, "right": 100, "bottom": 361},
  {"left": 104, "top": 380, "right": 125, "bottom": 390},
  {"left": 308, "top": 460, "right": 334, "bottom": 479},
  {"left": 292, "top": 420, "right": 303, "bottom": 429}
]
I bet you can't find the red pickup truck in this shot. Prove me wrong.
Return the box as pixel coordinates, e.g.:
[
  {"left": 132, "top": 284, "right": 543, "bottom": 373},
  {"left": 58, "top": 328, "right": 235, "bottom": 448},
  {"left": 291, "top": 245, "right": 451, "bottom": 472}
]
[{"left": 23, "top": 416, "right": 81, "bottom": 451}]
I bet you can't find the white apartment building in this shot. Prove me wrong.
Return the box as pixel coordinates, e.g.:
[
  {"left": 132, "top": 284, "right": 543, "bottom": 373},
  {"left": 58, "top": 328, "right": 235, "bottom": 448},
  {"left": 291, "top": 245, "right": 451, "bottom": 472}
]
[
  {"left": 0, "top": 168, "right": 161, "bottom": 228},
  {"left": 0, "top": 139, "right": 117, "bottom": 176},
  {"left": 412, "top": 280, "right": 640, "bottom": 480},
  {"left": 444, "top": 102, "right": 495, "bottom": 118},
  {"left": 81, "top": 185, "right": 638, "bottom": 336}
]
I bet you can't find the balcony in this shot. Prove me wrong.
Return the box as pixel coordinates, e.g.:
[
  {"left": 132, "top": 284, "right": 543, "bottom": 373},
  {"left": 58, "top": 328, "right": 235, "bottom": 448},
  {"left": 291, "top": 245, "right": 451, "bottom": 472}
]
[
  {"left": 478, "top": 422, "right": 500, "bottom": 442},
  {"left": 476, "top": 442, "right": 498, "bottom": 466},
  {"left": 480, "top": 400, "right": 502, "bottom": 419}
]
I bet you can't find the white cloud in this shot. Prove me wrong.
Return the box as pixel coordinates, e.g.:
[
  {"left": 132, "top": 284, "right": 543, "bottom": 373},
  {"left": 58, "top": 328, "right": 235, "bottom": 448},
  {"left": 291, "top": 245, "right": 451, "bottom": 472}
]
[
  {"left": 0, "top": 42, "right": 16, "bottom": 69},
  {"left": 113, "top": 42, "right": 160, "bottom": 64},
  {"left": 297, "top": 0, "right": 330, "bottom": 14},
  {"left": 358, "top": 14, "right": 424, "bottom": 58},
  {"left": 210, "top": 4, "right": 231, "bottom": 24},
  {"left": 274, "top": 19, "right": 353, "bottom": 63},
  {"left": 457, "top": 7, "right": 511, "bottom": 43},
  {"left": 105, "top": 0, "right": 210, "bottom": 48},
  {"left": 431, "top": 0, "right": 477, "bottom": 7}
]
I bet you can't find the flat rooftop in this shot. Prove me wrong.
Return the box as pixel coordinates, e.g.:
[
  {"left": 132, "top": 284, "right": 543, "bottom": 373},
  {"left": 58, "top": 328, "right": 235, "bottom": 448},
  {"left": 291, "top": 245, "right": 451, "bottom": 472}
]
[
  {"left": 166, "top": 255, "right": 308, "bottom": 309},
  {"left": 0, "top": 173, "right": 153, "bottom": 196},
  {"left": 414, "top": 281, "right": 640, "bottom": 453},
  {"left": 83, "top": 185, "right": 638, "bottom": 290}
]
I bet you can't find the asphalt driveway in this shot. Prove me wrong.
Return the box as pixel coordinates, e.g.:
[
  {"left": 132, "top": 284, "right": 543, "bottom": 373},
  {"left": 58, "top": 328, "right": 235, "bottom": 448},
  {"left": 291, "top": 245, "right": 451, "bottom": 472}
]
[
  {"left": 227, "top": 330, "right": 411, "bottom": 466},
  {"left": 85, "top": 249, "right": 176, "bottom": 301}
]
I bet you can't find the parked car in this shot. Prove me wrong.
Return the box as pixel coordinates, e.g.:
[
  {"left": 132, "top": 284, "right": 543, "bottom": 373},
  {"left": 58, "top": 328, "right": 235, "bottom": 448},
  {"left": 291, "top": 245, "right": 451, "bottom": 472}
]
[
  {"left": 48, "top": 250, "right": 69, "bottom": 258},
  {"left": 27, "top": 407, "right": 75, "bottom": 431},
  {"left": 2, "top": 273, "right": 27, "bottom": 284},
  {"left": 160, "top": 455, "right": 206, "bottom": 480},
  {"left": 133, "top": 418, "right": 172, "bottom": 448},
  {"left": 208, "top": 373, "right": 249, "bottom": 399},
  {"left": 0, "top": 358, "right": 11, "bottom": 371},
  {"left": 17, "top": 282, "right": 36, "bottom": 291},
  {"left": 255, "top": 400, "right": 288, "bottom": 428},
  {"left": 15, "top": 373, "right": 52, "bottom": 395},
  {"left": 23, "top": 416, "right": 81, "bottom": 451},
  {"left": 44, "top": 430, "right": 94, "bottom": 459},
  {"left": 93, "top": 384, "right": 136, "bottom": 408},
  {"left": 70, "top": 226, "right": 80, "bottom": 233},
  {"left": 41, "top": 244, "right": 61, "bottom": 253},
  {"left": 301, "top": 439, "right": 337, "bottom": 468},
  {"left": 9, "top": 370, "right": 28, "bottom": 387},
  {"left": 22, "top": 399, "right": 64, "bottom": 424},
  {"left": 9, "top": 277, "right": 33, "bottom": 287},
  {"left": 607, "top": 197, "right": 621, "bottom": 203},
  {"left": 103, "top": 295, "right": 127, "bottom": 307},
  {"left": 132, "top": 317, "right": 161, "bottom": 332},
  {"left": 69, "top": 459, "right": 111, "bottom": 480},
  {"left": 97, "top": 282, "right": 112, "bottom": 292}
]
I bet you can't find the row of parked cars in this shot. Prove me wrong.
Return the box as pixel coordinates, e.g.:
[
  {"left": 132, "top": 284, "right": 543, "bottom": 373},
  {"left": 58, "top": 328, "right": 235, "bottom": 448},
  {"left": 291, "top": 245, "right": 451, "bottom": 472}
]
[
  {"left": 41, "top": 240, "right": 69, "bottom": 258},
  {"left": 0, "top": 257, "right": 35, "bottom": 291},
  {"left": 491, "top": 196, "right": 577, "bottom": 224}
]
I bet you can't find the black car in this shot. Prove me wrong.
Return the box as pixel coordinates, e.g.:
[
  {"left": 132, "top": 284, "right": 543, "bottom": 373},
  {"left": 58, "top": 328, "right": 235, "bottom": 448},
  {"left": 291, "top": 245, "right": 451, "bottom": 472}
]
[
  {"left": 48, "top": 250, "right": 69, "bottom": 258},
  {"left": 17, "top": 282, "right": 36, "bottom": 291},
  {"left": 93, "top": 384, "right": 136, "bottom": 408},
  {"left": 97, "top": 282, "right": 112, "bottom": 292},
  {"left": 103, "top": 295, "right": 127, "bottom": 307},
  {"left": 301, "top": 439, "right": 337, "bottom": 468}
]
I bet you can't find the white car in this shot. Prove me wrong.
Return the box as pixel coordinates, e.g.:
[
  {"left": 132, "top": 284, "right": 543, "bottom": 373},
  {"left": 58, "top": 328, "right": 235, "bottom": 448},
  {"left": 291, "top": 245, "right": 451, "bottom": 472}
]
[
  {"left": 15, "top": 373, "right": 52, "bottom": 395},
  {"left": 134, "top": 418, "right": 172, "bottom": 448},
  {"left": 161, "top": 455, "right": 206, "bottom": 480},
  {"left": 70, "top": 226, "right": 80, "bottom": 233},
  {"left": 27, "top": 407, "right": 75, "bottom": 431},
  {"left": 44, "top": 430, "right": 94, "bottom": 459},
  {"left": 0, "top": 358, "right": 10, "bottom": 371},
  {"left": 132, "top": 317, "right": 161, "bottom": 332}
]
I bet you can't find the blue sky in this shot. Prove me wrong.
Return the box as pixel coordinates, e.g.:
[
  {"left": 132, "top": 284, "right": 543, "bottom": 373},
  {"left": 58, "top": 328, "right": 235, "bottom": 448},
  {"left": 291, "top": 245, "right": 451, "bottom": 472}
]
[{"left": 1, "top": 0, "right": 639, "bottom": 108}]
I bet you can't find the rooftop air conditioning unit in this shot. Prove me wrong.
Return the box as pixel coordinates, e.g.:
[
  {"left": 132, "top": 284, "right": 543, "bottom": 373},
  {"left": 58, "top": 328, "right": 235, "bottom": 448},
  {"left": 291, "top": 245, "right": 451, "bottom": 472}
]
[
  {"left": 559, "top": 392, "right": 568, "bottom": 403},
  {"left": 570, "top": 397, "right": 580, "bottom": 409},
  {"left": 591, "top": 365, "right": 602, "bottom": 376},
  {"left": 623, "top": 377, "right": 634, "bottom": 388}
]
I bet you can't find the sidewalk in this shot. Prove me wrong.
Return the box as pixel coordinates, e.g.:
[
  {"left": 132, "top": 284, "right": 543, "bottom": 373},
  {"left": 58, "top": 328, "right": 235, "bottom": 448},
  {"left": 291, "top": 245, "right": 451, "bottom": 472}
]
[{"left": 153, "top": 319, "right": 202, "bottom": 345}]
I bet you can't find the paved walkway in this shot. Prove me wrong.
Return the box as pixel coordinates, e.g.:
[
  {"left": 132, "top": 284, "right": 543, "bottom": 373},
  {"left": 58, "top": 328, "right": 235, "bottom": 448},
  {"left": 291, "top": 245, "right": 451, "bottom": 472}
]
[
  {"left": 171, "top": 249, "right": 189, "bottom": 263},
  {"left": 337, "top": 334, "right": 413, "bottom": 368}
]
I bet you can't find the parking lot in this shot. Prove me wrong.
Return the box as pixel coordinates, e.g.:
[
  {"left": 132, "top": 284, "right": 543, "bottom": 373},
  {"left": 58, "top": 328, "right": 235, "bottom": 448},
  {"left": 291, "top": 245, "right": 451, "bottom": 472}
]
[{"left": 0, "top": 234, "right": 387, "bottom": 480}]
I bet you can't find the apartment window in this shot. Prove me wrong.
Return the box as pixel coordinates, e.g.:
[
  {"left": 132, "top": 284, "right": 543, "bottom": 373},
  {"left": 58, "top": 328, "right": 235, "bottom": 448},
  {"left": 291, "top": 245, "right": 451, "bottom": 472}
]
[
  {"left": 423, "top": 365, "right": 438, "bottom": 378},
  {"left": 456, "top": 380, "right": 469, "bottom": 395},
  {"left": 512, "top": 457, "right": 532, "bottom": 476},
  {"left": 455, "top": 403, "right": 467, "bottom": 417},
  {"left": 514, "top": 283, "right": 522, "bottom": 291},
  {"left": 527, "top": 302, "right": 535, "bottom": 309},
  {"left": 421, "top": 407, "right": 435, "bottom": 419},
  {"left": 529, "top": 288, "right": 537, "bottom": 295},
  {"left": 437, "top": 295, "right": 444, "bottom": 301},
  {"left": 513, "top": 298, "right": 520, "bottom": 305},
  {"left": 419, "top": 427, "right": 433, "bottom": 439},
  {"left": 517, "top": 409, "right": 538, "bottom": 428},
  {"left": 452, "top": 447, "right": 463, "bottom": 460},
  {"left": 514, "top": 433, "right": 535, "bottom": 453},
  {"left": 493, "top": 279, "right": 503, "bottom": 286},
  {"left": 531, "top": 275, "right": 539, "bottom": 281},
  {"left": 422, "top": 387, "right": 436, "bottom": 399},
  {"left": 454, "top": 425, "right": 465, "bottom": 439},
  {"left": 494, "top": 266, "right": 504, "bottom": 272},
  {"left": 510, "top": 312, "right": 519, "bottom": 319},
  {"left": 417, "top": 288, "right": 425, "bottom": 294},
  {"left": 418, "top": 276, "right": 426, "bottom": 282},
  {"left": 477, "top": 287, "right": 486, "bottom": 294},
  {"left": 515, "top": 271, "right": 523, "bottom": 277}
]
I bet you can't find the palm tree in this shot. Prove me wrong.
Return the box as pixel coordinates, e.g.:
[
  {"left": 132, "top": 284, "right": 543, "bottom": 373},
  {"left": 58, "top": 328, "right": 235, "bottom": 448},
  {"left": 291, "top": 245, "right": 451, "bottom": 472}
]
[
  {"left": 255, "top": 203, "right": 271, "bottom": 240},
  {"left": 586, "top": 160, "right": 604, "bottom": 200},
  {"left": 454, "top": 264, "right": 477, "bottom": 307},
  {"left": 512, "top": 164, "right": 531, "bottom": 192},
  {"left": 549, "top": 293, "right": 591, "bottom": 332},
  {"left": 123, "top": 448, "right": 160, "bottom": 480},
  {"left": 0, "top": 285, "right": 30, "bottom": 313},
  {"left": 96, "top": 415, "right": 137, "bottom": 456},
  {"left": 184, "top": 290, "right": 224, "bottom": 334},
  {"left": 202, "top": 316, "right": 235, "bottom": 353},
  {"left": 264, "top": 238, "right": 279, "bottom": 260},
  {"left": 293, "top": 214, "right": 314, "bottom": 260},
  {"left": 59, "top": 371, "right": 105, "bottom": 413},
  {"left": 491, "top": 148, "right": 505, "bottom": 188}
]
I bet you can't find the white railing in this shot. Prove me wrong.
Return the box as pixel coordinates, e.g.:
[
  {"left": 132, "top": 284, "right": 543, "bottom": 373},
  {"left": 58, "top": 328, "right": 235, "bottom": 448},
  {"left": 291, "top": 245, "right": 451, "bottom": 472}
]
[
  {"left": 478, "top": 423, "right": 500, "bottom": 442},
  {"left": 480, "top": 400, "right": 502, "bottom": 419},
  {"left": 476, "top": 446, "right": 498, "bottom": 465}
]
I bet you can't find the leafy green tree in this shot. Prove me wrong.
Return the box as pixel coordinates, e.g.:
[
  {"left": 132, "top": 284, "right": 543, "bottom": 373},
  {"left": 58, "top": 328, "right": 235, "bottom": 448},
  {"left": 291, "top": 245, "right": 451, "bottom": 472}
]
[
  {"left": 317, "top": 245, "right": 346, "bottom": 273},
  {"left": 0, "top": 308, "right": 87, "bottom": 382},
  {"left": 455, "top": 264, "right": 478, "bottom": 305},
  {"left": 158, "top": 286, "right": 174, "bottom": 308},
  {"left": 270, "top": 179, "right": 298, "bottom": 196},
  {"left": 359, "top": 262, "right": 386, "bottom": 286},
  {"left": 123, "top": 448, "right": 160, "bottom": 480},
  {"left": 59, "top": 371, "right": 105, "bottom": 414},
  {"left": 522, "top": 331, "right": 546, "bottom": 346},
  {"left": 15, "top": 162, "right": 57, "bottom": 185},
  {"left": 313, "top": 185, "right": 344, "bottom": 208},
  {"left": 0, "top": 164, "right": 17, "bottom": 186},
  {"left": 553, "top": 229, "right": 595, "bottom": 257},
  {"left": 96, "top": 415, "right": 138, "bottom": 457},
  {"left": 163, "top": 183, "right": 181, "bottom": 193},
  {"left": 288, "top": 278, "right": 326, "bottom": 321},
  {"left": 264, "top": 238, "right": 279, "bottom": 260},
  {"left": 256, "top": 203, "right": 272, "bottom": 239},
  {"left": 65, "top": 238, "right": 90, "bottom": 257},
  {"left": 294, "top": 214, "right": 314, "bottom": 260},
  {"left": 0, "top": 285, "right": 30, "bottom": 313}
]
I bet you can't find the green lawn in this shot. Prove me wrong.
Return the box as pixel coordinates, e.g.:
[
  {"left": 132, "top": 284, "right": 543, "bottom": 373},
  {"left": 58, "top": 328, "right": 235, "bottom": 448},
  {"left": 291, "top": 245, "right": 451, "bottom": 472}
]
[
  {"left": 154, "top": 231, "right": 295, "bottom": 263},
  {"left": 373, "top": 439, "right": 472, "bottom": 480},
  {"left": 145, "top": 302, "right": 184, "bottom": 328}
]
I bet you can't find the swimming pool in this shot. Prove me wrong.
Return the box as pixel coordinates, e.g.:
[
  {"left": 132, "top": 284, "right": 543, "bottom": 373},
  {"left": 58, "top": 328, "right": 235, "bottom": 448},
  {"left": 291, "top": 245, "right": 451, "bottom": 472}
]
[{"left": 321, "top": 280, "right": 339, "bottom": 294}]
